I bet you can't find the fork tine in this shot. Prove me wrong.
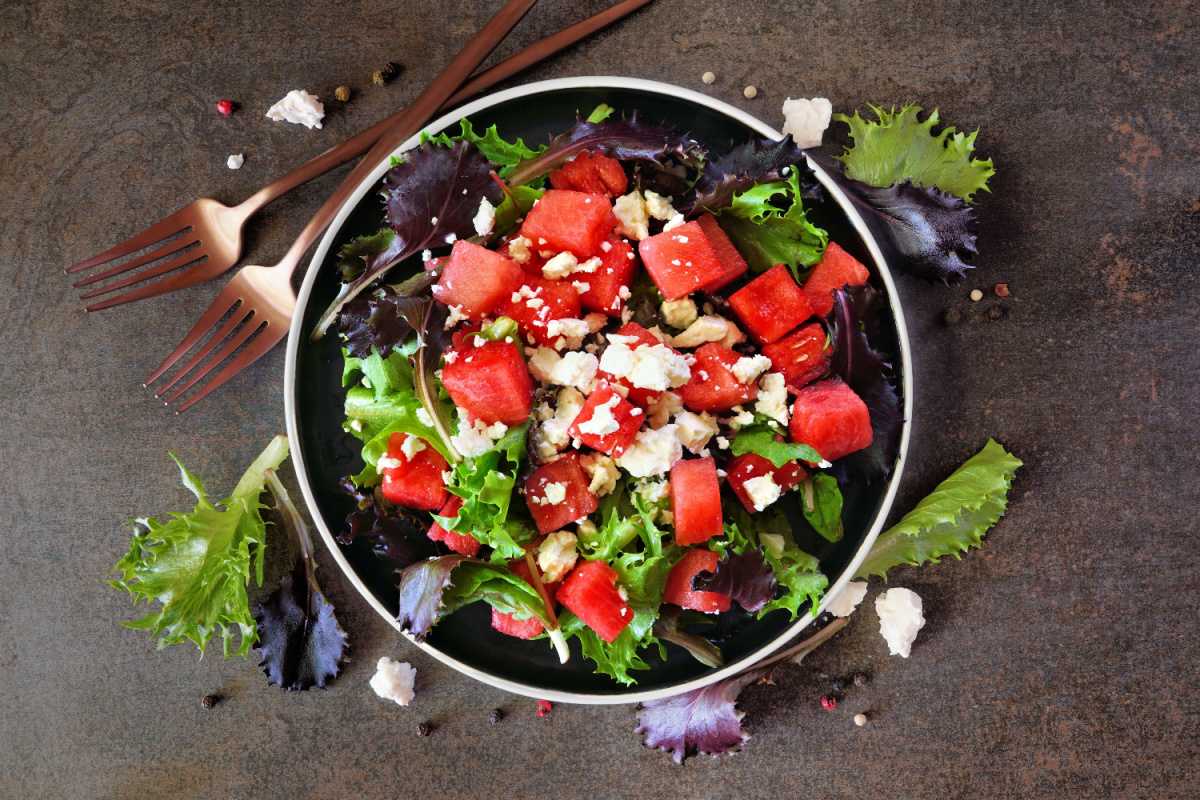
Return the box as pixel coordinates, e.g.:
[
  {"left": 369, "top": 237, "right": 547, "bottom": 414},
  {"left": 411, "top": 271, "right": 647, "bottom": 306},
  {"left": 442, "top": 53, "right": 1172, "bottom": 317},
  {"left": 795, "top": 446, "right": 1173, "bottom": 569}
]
[
  {"left": 144, "top": 281, "right": 243, "bottom": 387},
  {"left": 83, "top": 255, "right": 226, "bottom": 312},
  {"left": 65, "top": 208, "right": 193, "bottom": 274},
  {"left": 162, "top": 318, "right": 273, "bottom": 407},
  {"left": 172, "top": 324, "right": 287, "bottom": 413},
  {"left": 153, "top": 304, "right": 255, "bottom": 396},
  {"left": 79, "top": 245, "right": 205, "bottom": 300},
  {"left": 72, "top": 233, "right": 201, "bottom": 288}
]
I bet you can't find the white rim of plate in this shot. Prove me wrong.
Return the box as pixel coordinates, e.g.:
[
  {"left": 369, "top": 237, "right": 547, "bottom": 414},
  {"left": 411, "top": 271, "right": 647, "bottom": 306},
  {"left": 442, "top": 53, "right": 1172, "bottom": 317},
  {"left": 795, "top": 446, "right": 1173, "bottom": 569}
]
[{"left": 284, "top": 76, "right": 913, "bottom": 705}]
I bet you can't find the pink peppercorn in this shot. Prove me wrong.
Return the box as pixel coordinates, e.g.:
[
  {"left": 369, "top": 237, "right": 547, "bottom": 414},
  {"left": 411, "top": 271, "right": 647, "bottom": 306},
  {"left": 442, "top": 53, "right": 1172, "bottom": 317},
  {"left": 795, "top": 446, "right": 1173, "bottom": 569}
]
[
  {"left": 536, "top": 700, "right": 552, "bottom": 717},
  {"left": 217, "top": 100, "right": 234, "bottom": 115},
  {"left": 820, "top": 695, "right": 836, "bottom": 710}
]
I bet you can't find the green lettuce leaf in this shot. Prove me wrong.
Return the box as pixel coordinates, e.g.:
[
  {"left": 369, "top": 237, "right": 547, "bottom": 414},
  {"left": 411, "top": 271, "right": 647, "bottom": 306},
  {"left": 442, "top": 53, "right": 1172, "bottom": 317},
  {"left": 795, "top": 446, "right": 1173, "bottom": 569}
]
[
  {"left": 718, "top": 505, "right": 827, "bottom": 619},
  {"left": 715, "top": 170, "right": 828, "bottom": 278},
  {"left": 800, "top": 473, "right": 844, "bottom": 543},
  {"left": 730, "top": 423, "right": 822, "bottom": 468},
  {"left": 578, "top": 476, "right": 642, "bottom": 561},
  {"left": 855, "top": 439, "right": 1022, "bottom": 580},
  {"left": 109, "top": 436, "right": 289, "bottom": 657},
  {"left": 422, "top": 117, "right": 543, "bottom": 180},
  {"left": 348, "top": 392, "right": 452, "bottom": 485},
  {"left": 560, "top": 605, "right": 658, "bottom": 686},
  {"left": 833, "top": 104, "right": 995, "bottom": 203},
  {"left": 491, "top": 185, "right": 543, "bottom": 242}
]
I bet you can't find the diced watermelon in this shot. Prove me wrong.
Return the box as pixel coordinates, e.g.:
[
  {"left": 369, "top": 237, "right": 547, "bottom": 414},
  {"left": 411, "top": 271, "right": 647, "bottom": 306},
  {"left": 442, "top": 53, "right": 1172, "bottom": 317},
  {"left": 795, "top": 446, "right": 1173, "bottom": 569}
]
[
  {"left": 491, "top": 556, "right": 561, "bottom": 639},
  {"left": 597, "top": 321, "right": 677, "bottom": 407},
  {"left": 638, "top": 221, "right": 726, "bottom": 300},
  {"left": 761, "top": 322, "right": 831, "bottom": 391},
  {"left": 802, "top": 242, "right": 871, "bottom": 318},
  {"left": 555, "top": 559, "right": 633, "bottom": 643},
  {"left": 520, "top": 189, "right": 615, "bottom": 258},
  {"left": 424, "top": 254, "right": 448, "bottom": 272},
  {"left": 678, "top": 343, "right": 758, "bottom": 413},
  {"left": 524, "top": 452, "right": 600, "bottom": 534},
  {"left": 495, "top": 275, "right": 582, "bottom": 348},
  {"left": 431, "top": 240, "right": 524, "bottom": 320},
  {"left": 450, "top": 322, "right": 483, "bottom": 350},
  {"left": 579, "top": 236, "right": 638, "bottom": 316},
  {"left": 567, "top": 383, "right": 644, "bottom": 458},
  {"left": 727, "top": 263, "right": 814, "bottom": 345},
  {"left": 662, "top": 548, "right": 731, "bottom": 613},
  {"left": 549, "top": 151, "right": 628, "bottom": 197},
  {"left": 788, "top": 377, "right": 873, "bottom": 461},
  {"left": 670, "top": 457, "right": 724, "bottom": 546},
  {"left": 441, "top": 340, "right": 535, "bottom": 426},
  {"left": 428, "top": 495, "right": 481, "bottom": 556},
  {"left": 696, "top": 213, "right": 748, "bottom": 293},
  {"left": 725, "top": 453, "right": 809, "bottom": 514},
  {"left": 380, "top": 433, "right": 449, "bottom": 512}
]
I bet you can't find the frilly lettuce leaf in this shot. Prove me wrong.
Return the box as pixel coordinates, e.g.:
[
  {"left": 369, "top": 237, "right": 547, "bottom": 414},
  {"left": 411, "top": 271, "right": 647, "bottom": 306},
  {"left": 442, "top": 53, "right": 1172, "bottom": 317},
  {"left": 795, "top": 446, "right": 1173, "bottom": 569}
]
[
  {"left": 688, "top": 134, "right": 821, "bottom": 214},
  {"left": 855, "top": 439, "right": 1022, "bottom": 580},
  {"left": 395, "top": 555, "right": 468, "bottom": 641},
  {"left": 396, "top": 556, "right": 552, "bottom": 641},
  {"left": 713, "top": 170, "right": 828, "bottom": 278},
  {"left": 834, "top": 104, "right": 995, "bottom": 203},
  {"left": 109, "top": 436, "right": 289, "bottom": 657},
  {"left": 421, "top": 117, "right": 543, "bottom": 180},
  {"left": 337, "top": 479, "right": 437, "bottom": 567},
  {"left": 717, "top": 505, "right": 827, "bottom": 620},
  {"left": 559, "top": 604, "right": 658, "bottom": 687}
]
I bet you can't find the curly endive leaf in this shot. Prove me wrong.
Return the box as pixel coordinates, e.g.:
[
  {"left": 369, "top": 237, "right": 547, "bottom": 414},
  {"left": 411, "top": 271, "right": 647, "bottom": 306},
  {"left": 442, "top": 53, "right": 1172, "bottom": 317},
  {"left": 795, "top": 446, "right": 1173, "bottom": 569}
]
[
  {"left": 255, "top": 470, "right": 348, "bottom": 691},
  {"left": 714, "top": 170, "right": 828, "bottom": 277},
  {"left": 109, "top": 436, "right": 289, "bottom": 657},
  {"left": 396, "top": 555, "right": 469, "bottom": 641},
  {"left": 855, "top": 439, "right": 1022, "bottom": 580},
  {"left": 834, "top": 104, "right": 995, "bottom": 203}
]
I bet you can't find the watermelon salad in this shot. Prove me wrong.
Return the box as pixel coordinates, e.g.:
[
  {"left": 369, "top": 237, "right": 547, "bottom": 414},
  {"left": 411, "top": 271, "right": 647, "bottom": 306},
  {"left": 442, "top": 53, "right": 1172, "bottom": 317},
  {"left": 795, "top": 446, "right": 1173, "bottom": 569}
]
[{"left": 326, "top": 107, "right": 903, "bottom": 685}]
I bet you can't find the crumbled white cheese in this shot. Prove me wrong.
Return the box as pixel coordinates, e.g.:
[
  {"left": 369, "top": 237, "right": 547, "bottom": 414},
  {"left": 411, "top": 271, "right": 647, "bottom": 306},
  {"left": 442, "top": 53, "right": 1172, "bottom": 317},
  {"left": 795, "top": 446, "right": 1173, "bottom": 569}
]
[
  {"left": 575, "top": 256, "right": 602, "bottom": 273},
  {"left": 616, "top": 424, "right": 682, "bottom": 478},
  {"left": 450, "top": 415, "right": 506, "bottom": 458},
  {"left": 530, "top": 348, "right": 599, "bottom": 391},
  {"left": 226, "top": 153, "right": 244, "bottom": 170},
  {"left": 781, "top": 97, "right": 833, "bottom": 149},
  {"left": 660, "top": 297, "right": 699, "bottom": 330},
  {"left": 612, "top": 190, "right": 649, "bottom": 241},
  {"left": 647, "top": 391, "right": 684, "bottom": 429},
  {"left": 400, "top": 435, "right": 427, "bottom": 460},
  {"left": 370, "top": 657, "right": 416, "bottom": 706},
  {"left": 545, "top": 317, "right": 590, "bottom": 350},
  {"left": 827, "top": 580, "right": 868, "bottom": 618},
  {"left": 536, "top": 481, "right": 568, "bottom": 506},
  {"left": 265, "top": 89, "right": 325, "bottom": 129},
  {"left": 572, "top": 280, "right": 590, "bottom": 294},
  {"left": 508, "top": 236, "right": 532, "bottom": 264},
  {"left": 580, "top": 452, "right": 619, "bottom": 496},
  {"left": 670, "top": 315, "right": 739, "bottom": 348},
  {"left": 662, "top": 213, "right": 686, "bottom": 232},
  {"left": 444, "top": 233, "right": 457, "bottom": 245},
  {"left": 473, "top": 197, "right": 496, "bottom": 238},
  {"left": 532, "top": 387, "right": 585, "bottom": 460},
  {"left": 348, "top": 418, "right": 363, "bottom": 433},
  {"left": 444, "top": 304, "right": 469, "bottom": 329},
  {"left": 727, "top": 406, "right": 755, "bottom": 430},
  {"left": 415, "top": 407, "right": 434, "bottom": 427},
  {"left": 584, "top": 312, "right": 607, "bottom": 333},
  {"left": 542, "top": 251, "right": 578, "bottom": 280},
  {"left": 742, "top": 473, "right": 781, "bottom": 511},
  {"left": 599, "top": 338, "right": 691, "bottom": 392},
  {"left": 577, "top": 394, "right": 622, "bottom": 436},
  {"left": 732, "top": 354, "right": 773, "bottom": 384},
  {"left": 715, "top": 435, "right": 729, "bottom": 450},
  {"left": 755, "top": 372, "right": 789, "bottom": 426},
  {"left": 673, "top": 411, "right": 719, "bottom": 454},
  {"left": 376, "top": 454, "right": 403, "bottom": 470},
  {"left": 577, "top": 518, "right": 598, "bottom": 538},
  {"left": 537, "top": 531, "right": 579, "bottom": 583},
  {"left": 759, "top": 532, "right": 785, "bottom": 558},
  {"left": 876, "top": 588, "right": 925, "bottom": 657},
  {"left": 643, "top": 190, "right": 676, "bottom": 221}
]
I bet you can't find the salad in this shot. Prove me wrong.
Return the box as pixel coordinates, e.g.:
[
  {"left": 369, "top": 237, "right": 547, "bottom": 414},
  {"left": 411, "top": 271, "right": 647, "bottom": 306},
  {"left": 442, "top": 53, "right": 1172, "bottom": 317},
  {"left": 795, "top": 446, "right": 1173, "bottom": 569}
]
[{"left": 323, "top": 106, "right": 902, "bottom": 685}]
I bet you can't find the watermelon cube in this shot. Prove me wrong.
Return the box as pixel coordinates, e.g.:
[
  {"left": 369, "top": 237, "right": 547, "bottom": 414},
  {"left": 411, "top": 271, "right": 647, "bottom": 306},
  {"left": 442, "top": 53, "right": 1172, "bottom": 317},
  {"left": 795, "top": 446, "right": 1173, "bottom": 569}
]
[
  {"left": 579, "top": 236, "right": 638, "bottom": 316},
  {"left": 670, "top": 457, "right": 724, "bottom": 546},
  {"left": 441, "top": 340, "right": 535, "bottom": 426},
  {"left": 380, "top": 432, "right": 449, "bottom": 511},
  {"left": 491, "top": 556, "right": 561, "bottom": 639},
  {"left": 428, "top": 494, "right": 481, "bottom": 556},
  {"left": 727, "top": 263, "right": 814, "bottom": 344},
  {"left": 567, "top": 383, "right": 644, "bottom": 458},
  {"left": 662, "top": 547, "right": 731, "bottom": 613},
  {"left": 496, "top": 275, "right": 582, "bottom": 348},
  {"left": 549, "top": 151, "right": 628, "bottom": 197},
  {"left": 524, "top": 451, "right": 600, "bottom": 534},
  {"left": 555, "top": 559, "right": 633, "bottom": 643},
  {"left": 726, "top": 453, "right": 809, "bottom": 514},
  {"left": 520, "top": 189, "right": 615, "bottom": 258},
  {"left": 761, "top": 322, "right": 831, "bottom": 391},
  {"left": 432, "top": 240, "right": 524, "bottom": 321},
  {"left": 638, "top": 221, "right": 726, "bottom": 300},
  {"left": 788, "top": 377, "right": 873, "bottom": 462},
  {"left": 696, "top": 213, "right": 748, "bottom": 293},
  {"left": 678, "top": 343, "right": 758, "bottom": 413},
  {"left": 802, "top": 242, "right": 871, "bottom": 318}
]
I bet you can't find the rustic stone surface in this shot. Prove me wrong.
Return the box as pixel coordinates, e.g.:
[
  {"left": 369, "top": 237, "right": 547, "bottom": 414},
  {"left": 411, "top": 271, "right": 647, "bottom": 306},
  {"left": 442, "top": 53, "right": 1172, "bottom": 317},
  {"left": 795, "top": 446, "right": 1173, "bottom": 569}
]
[{"left": 1, "top": 0, "right": 1196, "bottom": 797}]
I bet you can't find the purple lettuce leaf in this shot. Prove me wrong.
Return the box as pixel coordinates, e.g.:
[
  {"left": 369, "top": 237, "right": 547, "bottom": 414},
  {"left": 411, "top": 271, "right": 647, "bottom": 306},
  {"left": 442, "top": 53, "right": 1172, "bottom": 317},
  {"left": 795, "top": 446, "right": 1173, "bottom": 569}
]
[
  {"left": 255, "top": 470, "right": 348, "bottom": 691},
  {"left": 312, "top": 139, "right": 502, "bottom": 339},
  {"left": 337, "top": 269, "right": 440, "bottom": 359},
  {"left": 504, "top": 112, "right": 704, "bottom": 188},
  {"left": 335, "top": 228, "right": 405, "bottom": 283},
  {"left": 338, "top": 478, "right": 437, "bottom": 567},
  {"left": 685, "top": 134, "right": 822, "bottom": 215},
  {"left": 635, "top": 668, "right": 769, "bottom": 763},
  {"left": 396, "top": 555, "right": 469, "bottom": 642},
  {"left": 691, "top": 549, "right": 777, "bottom": 614}
]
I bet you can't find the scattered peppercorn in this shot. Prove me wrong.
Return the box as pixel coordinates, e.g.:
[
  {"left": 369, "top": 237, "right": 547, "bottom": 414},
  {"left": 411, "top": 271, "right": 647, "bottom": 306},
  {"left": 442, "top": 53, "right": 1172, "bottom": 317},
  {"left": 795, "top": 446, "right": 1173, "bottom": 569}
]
[
  {"left": 831, "top": 679, "right": 846, "bottom": 693},
  {"left": 820, "top": 695, "right": 836, "bottom": 710},
  {"left": 702, "top": 71, "right": 716, "bottom": 84},
  {"left": 970, "top": 288, "right": 984, "bottom": 302},
  {"left": 854, "top": 713, "right": 868, "bottom": 727},
  {"left": 216, "top": 100, "right": 233, "bottom": 115},
  {"left": 743, "top": 85, "right": 758, "bottom": 99},
  {"left": 373, "top": 61, "right": 402, "bottom": 85},
  {"left": 372, "top": 70, "right": 386, "bottom": 86},
  {"left": 201, "top": 694, "right": 220, "bottom": 709},
  {"left": 416, "top": 722, "right": 432, "bottom": 737},
  {"left": 536, "top": 699, "right": 552, "bottom": 717},
  {"left": 942, "top": 307, "right": 962, "bottom": 326},
  {"left": 334, "top": 85, "right": 351, "bottom": 102},
  {"left": 489, "top": 708, "right": 505, "bottom": 724},
  {"left": 994, "top": 283, "right": 1010, "bottom": 297},
  {"left": 852, "top": 672, "right": 868, "bottom": 687}
]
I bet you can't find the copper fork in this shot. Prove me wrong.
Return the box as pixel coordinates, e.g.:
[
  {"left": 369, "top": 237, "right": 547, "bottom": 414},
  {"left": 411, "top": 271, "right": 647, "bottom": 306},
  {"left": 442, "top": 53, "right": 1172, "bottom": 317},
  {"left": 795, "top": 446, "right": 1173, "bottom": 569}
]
[{"left": 69, "top": 0, "right": 655, "bottom": 312}]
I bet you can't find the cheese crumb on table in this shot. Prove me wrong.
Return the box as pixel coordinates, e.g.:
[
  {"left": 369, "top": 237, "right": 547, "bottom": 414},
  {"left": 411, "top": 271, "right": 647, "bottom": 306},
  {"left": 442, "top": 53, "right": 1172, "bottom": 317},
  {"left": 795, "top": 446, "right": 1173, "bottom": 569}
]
[
  {"left": 226, "top": 154, "right": 244, "bottom": 170},
  {"left": 265, "top": 89, "right": 325, "bottom": 129},
  {"left": 876, "top": 587, "right": 926, "bottom": 657},
  {"left": 370, "top": 658, "right": 416, "bottom": 706},
  {"left": 781, "top": 97, "right": 833, "bottom": 149},
  {"left": 826, "top": 580, "right": 868, "bottom": 617}
]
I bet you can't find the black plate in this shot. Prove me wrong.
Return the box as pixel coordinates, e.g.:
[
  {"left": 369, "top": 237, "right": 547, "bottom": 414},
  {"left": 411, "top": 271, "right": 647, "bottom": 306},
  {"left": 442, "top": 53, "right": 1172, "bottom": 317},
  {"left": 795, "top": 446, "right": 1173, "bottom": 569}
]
[{"left": 291, "top": 83, "right": 905, "bottom": 698}]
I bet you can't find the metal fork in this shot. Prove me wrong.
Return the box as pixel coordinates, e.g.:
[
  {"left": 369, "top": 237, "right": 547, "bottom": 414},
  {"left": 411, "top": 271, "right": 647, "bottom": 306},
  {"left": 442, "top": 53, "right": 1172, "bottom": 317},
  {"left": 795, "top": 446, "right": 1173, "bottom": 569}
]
[
  {"left": 144, "top": 0, "right": 541, "bottom": 412},
  {"left": 68, "top": 0, "right": 655, "bottom": 312}
]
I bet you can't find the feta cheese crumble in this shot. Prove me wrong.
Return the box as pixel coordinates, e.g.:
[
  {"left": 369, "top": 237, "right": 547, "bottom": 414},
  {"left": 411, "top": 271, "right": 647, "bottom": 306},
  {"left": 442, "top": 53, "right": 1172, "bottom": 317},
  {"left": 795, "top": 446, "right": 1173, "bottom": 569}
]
[
  {"left": 576, "top": 394, "right": 622, "bottom": 436},
  {"left": 670, "top": 315, "right": 742, "bottom": 348},
  {"left": 647, "top": 391, "right": 684, "bottom": 429},
  {"left": 536, "top": 481, "right": 568, "bottom": 506},
  {"left": 755, "top": 372, "right": 790, "bottom": 426},
  {"left": 400, "top": 436, "right": 427, "bottom": 460},
  {"left": 532, "top": 387, "right": 585, "bottom": 460},
  {"left": 598, "top": 337, "right": 691, "bottom": 392},
  {"left": 226, "top": 153, "right": 244, "bottom": 170},
  {"left": 473, "top": 197, "right": 496, "bottom": 238},
  {"left": 545, "top": 317, "right": 589, "bottom": 350},
  {"left": 662, "top": 213, "right": 686, "bottom": 232},
  {"left": 732, "top": 354, "right": 773, "bottom": 384},
  {"left": 542, "top": 251, "right": 578, "bottom": 280},
  {"left": 580, "top": 452, "right": 619, "bottom": 496},
  {"left": 826, "top": 580, "right": 868, "bottom": 617},
  {"left": 643, "top": 190, "right": 676, "bottom": 221},
  {"left": 265, "top": 89, "right": 325, "bottom": 129},
  {"left": 742, "top": 473, "right": 781, "bottom": 511},
  {"left": 660, "top": 297, "right": 699, "bottom": 330},
  {"left": 759, "top": 532, "right": 786, "bottom": 558},
  {"left": 370, "top": 658, "right": 416, "bottom": 706},
  {"left": 415, "top": 407, "right": 434, "bottom": 427},
  {"left": 781, "top": 97, "right": 833, "bottom": 149},
  {"left": 612, "top": 190, "right": 650, "bottom": 240},
  {"left": 616, "top": 424, "right": 682, "bottom": 478},
  {"left": 450, "top": 415, "right": 507, "bottom": 458},
  {"left": 673, "top": 410, "right": 719, "bottom": 454},
  {"left": 537, "top": 531, "right": 579, "bottom": 583},
  {"left": 508, "top": 236, "right": 532, "bottom": 264},
  {"left": 529, "top": 348, "right": 599, "bottom": 391},
  {"left": 875, "top": 588, "right": 926, "bottom": 657},
  {"left": 376, "top": 454, "right": 402, "bottom": 470}
]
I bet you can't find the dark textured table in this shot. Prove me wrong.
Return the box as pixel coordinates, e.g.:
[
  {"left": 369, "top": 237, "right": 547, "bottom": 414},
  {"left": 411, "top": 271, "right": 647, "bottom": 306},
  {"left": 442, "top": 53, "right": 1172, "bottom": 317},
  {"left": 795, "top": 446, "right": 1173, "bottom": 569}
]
[{"left": 2, "top": 1, "right": 1196, "bottom": 797}]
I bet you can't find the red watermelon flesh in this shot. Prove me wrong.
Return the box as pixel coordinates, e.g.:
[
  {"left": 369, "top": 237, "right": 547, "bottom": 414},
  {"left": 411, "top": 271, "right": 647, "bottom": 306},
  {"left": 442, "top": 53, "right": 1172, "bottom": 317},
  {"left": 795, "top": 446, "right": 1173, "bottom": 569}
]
[
  {"left": 662, "top": 548, "right": 731, "bottom": 613},
  {"left": 761, "top": 322, "right": 831, "bottom": 391},
  {"left": 788, "top": 376, "right": 873, "bottom": 462},
  {"left": 555, "top": 559, "right": 633, "bottom": 643},
  {"left": 638, "top": 221, "right": 725, "bottom": 300},
  {"left": 725, "top": 452, "right": 809, "bottom": 514},
  {"left": 696, "top": 213, "right": 748, "bottom": 293},
  {"left": 427, "top": 495, "right": 481, "bottom": 557},
  {"left": 441, "top": 340, "right": 535, "bottom": 426},
  {"left": 670, "top": 457, "right": 724, "bottom": 546},
  {"left": 549, "top": 151, "right": 629, "bottom": 197},
  {"left": 380, "top": 432, "right": 449, "bottom": 512},
  {"left": 495, "top": 275, "right": 582, "bottom": 348},
  {"left": 802, "top": 242, "right": 871, "bottom": 318},
  {"left": 524, "top": 451, "right": 599, "bottom": 534},
  {"left": 727, "top": 263, "right": 814, "bottom": 344},
  {"left": 520, "top": 189, "right": 615, "bottom": 258},
  {"left": 567, "top": 383, "right": 644, "bottom": 458},
  {"left": 579, "top": 236, "right": 638, "bottom": 316},
  {"left": 678, "top": 343, "right": 758, "bottom": 414},
  {"left": 432, "top": 240, "right": 524, "bottom": 320}
]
